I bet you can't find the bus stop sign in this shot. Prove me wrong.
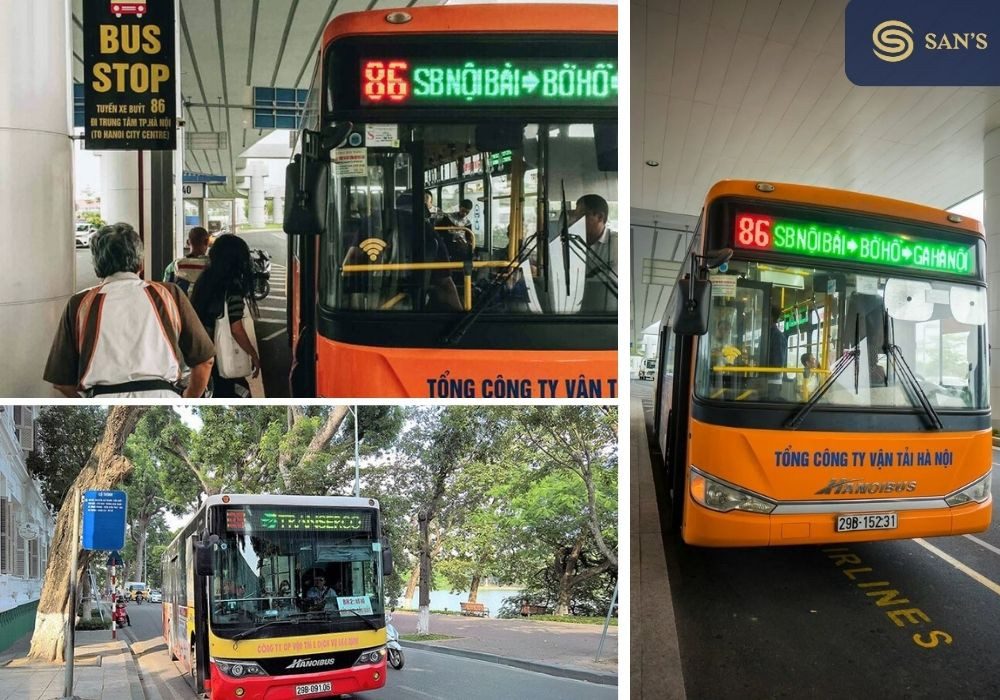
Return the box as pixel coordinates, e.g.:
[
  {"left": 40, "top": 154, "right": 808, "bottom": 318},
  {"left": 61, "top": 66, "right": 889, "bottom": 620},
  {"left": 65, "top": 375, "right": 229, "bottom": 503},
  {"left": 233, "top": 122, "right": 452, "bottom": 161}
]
[{"left": 82, "top": 491, "right": 127, "bottom": 551}]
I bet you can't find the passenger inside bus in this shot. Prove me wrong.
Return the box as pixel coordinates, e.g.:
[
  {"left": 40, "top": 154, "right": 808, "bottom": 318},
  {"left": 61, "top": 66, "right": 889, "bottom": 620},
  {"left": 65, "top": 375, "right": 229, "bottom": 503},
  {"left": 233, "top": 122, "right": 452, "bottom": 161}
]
[{"left": 325, "top": 122, "right": 617, "bottom": 316}]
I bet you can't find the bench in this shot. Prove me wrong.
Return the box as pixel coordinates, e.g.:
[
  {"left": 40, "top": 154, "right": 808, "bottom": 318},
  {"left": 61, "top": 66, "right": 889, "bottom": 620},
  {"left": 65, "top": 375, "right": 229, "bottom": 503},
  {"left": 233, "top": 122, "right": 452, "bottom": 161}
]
[
  {"left": 520, "top": 604, "right": 547, "bottom": 617},
  {"left": 459, "top": 601, "right": 489, "bottom": 617}
]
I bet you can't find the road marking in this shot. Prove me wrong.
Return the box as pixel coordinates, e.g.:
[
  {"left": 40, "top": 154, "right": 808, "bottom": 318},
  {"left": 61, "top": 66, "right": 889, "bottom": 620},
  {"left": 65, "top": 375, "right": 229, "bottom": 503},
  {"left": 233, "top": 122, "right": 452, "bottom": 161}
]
[
  {"left": 963, "top": 534, "right": 1000, "bottom": 558},
  {"left": 262, "top": 328, "right": 286, "bottom": 341},
  {"left": 914, "top": 538, "right": 1000, "bottom": 597},
  {"left": 270, "top": 232, "right": 284, "bottom": 241},
  {"left": 397, "top": 686, "right": 444, "bottom": 700},
  {"left": 256, "top": 306, "right": 285, "bottom": 312},
  {"left": 256, "top": 318, "right": 285, "bottom": 325}
]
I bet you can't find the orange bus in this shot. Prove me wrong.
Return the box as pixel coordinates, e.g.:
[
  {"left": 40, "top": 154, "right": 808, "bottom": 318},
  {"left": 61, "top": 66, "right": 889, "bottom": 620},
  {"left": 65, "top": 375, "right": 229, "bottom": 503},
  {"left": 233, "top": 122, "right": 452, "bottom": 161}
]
[
  {"left": 284, "top": 4, "right": 618, "bottom": 398},
  {"left": 654, "top": 180, "right": 992, "bottom": 547}
]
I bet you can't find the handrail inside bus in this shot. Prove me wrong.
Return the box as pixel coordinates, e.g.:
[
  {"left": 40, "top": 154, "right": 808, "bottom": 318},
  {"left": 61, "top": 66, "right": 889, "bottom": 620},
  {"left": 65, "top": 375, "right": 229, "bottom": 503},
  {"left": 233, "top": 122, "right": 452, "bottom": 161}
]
[{"left": 711, "top": 366, "right": 832, "bottom": 375}]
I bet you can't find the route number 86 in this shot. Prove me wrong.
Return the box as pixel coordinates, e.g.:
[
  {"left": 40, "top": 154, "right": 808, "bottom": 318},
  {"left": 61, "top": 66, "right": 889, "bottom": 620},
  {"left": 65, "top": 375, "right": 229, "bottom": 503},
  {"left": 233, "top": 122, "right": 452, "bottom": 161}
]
[
  {"left": 736, "top": 214, "right": 771, "bottom": 248},
  {"left": 363, "top": 61, "right": 409, "bottom": 103}
]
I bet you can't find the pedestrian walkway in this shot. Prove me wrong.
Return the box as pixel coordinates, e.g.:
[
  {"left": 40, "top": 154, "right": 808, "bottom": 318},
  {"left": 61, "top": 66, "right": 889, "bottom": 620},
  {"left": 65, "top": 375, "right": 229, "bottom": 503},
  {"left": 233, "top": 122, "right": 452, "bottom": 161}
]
[
  {"left": 631, "top": 383, "right": 685, "bottom": 699},
  {"left": 0, "top": 629, "right": 144, "bottom": 700},
  {"left": 392, "top": 610, "right": 617, "bottom": 685}
]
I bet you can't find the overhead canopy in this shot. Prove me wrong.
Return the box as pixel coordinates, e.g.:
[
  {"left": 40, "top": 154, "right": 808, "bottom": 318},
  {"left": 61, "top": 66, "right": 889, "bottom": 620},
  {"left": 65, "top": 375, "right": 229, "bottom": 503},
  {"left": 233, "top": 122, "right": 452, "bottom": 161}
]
[{"left": 71, "top": 0, "right": 441, "bottom": 197}]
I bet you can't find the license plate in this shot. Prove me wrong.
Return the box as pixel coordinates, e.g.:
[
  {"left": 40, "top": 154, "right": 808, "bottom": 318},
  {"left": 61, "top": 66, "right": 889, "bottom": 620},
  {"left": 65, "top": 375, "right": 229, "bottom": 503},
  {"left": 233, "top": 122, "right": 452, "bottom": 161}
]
[
  {"left": 836, "top": 512, "right": 897, "bottom": 532},
  {"left": 295, "top": 682, "right": 332, "bottom": 696}
]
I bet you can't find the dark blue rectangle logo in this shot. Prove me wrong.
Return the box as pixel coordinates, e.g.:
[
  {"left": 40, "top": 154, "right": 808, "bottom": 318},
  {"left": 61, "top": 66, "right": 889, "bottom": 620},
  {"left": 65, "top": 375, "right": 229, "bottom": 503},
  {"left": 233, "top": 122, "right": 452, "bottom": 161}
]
[{"left": 846, "top": 0, "right": 998, "bottom": 85}]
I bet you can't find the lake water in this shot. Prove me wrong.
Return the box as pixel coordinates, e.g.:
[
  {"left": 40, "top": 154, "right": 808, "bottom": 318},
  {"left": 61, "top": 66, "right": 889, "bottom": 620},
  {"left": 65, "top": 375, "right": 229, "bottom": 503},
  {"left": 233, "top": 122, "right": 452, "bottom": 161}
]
[{"left": 403, "top": 588, "right": 522, "bottom": 617}]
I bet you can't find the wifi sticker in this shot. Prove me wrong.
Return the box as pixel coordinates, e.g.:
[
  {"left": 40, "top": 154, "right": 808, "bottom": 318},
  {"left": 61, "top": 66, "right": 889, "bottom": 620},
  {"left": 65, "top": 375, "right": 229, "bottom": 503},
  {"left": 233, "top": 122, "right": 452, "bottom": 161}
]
[{"left": 360, "top": 238, "right": 387, "bottom": 260}]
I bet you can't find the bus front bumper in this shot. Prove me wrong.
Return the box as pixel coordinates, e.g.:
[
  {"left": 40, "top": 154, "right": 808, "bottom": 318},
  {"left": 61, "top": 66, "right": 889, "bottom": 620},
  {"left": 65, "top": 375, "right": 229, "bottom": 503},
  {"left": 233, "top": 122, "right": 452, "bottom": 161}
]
[
  {"left": 210, "top": 659, "right": 387, "bottom": 699},
  {"left": 682, "top": 497, "right": 992, "bottom": 547}
]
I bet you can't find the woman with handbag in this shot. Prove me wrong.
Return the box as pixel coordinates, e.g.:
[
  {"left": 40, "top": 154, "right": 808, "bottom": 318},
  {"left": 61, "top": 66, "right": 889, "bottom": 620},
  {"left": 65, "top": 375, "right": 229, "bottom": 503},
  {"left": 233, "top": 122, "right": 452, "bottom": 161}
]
[{"left": 191, "top": 234, "right": 261, "bottom": 398}]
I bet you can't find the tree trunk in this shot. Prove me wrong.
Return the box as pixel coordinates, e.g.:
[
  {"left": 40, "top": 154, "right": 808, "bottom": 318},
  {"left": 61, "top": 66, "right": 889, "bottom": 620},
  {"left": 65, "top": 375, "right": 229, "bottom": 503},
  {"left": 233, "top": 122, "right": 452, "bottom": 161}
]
[
  {"left": 403, "top": 566, "right": 419, "bottom": 605},
  {"left": 468, "top": 574, "right": 481, "bottom": 604},
  {"left": 554, "top": 539, "right": 584, "bottom": 616},
  {"left": 80, "top": 571, "right": 93, "bottom": 620},
  {"left": 417, "top": 511, "right": 430, "bottom": 635},
  {"left": 27, "top": 406, "right": 147, "bottom": 662}
]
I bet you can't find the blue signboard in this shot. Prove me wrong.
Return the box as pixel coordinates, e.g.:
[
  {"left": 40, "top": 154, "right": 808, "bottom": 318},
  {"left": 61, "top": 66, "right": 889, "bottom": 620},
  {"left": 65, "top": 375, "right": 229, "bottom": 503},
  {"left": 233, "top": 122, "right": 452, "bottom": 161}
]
[{"left": 82, "top": 490, "right": 127, "bottom": 551}]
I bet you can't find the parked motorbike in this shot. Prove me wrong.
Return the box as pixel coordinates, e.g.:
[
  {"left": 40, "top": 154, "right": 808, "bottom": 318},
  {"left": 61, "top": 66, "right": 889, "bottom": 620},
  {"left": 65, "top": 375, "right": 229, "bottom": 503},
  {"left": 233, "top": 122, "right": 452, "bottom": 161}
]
[
  {"left": 251, "top": 248, "right": 272, "bottom": 300},
  {"left": 386, "top": 609, "right": 404, "bottom": 670},
  {"left": 112, "top": 597, "right": 130, "bottom": 627}
]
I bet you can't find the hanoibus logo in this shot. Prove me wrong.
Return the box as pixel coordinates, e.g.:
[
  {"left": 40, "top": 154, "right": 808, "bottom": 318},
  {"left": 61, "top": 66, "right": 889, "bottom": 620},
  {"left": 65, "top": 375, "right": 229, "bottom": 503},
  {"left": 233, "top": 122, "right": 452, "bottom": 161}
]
[{"left": 872, "top": 20, "right": 914, "bottom": 62}]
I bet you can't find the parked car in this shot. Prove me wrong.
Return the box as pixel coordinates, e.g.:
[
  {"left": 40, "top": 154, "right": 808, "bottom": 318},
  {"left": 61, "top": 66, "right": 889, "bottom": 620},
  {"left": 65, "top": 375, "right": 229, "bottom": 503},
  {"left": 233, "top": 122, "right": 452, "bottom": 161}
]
[
  {"left": 75, "top": 222, "right": 96, "bottom": 248},
  {"left": 149, "top": 590, "right": 162, "bottom": 603}
]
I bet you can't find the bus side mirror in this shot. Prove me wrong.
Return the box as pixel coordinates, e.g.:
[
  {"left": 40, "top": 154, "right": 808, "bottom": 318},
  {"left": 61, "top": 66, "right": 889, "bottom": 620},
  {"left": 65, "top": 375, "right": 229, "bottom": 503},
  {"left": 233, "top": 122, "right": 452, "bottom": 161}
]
[
  {"left": 194, "top": 541, "right": 215, "bottom": 577},
  {"left": 283, "top": 153, "right": 329, "bottom": 236},
  {"left": 672, "top": 277, "right": 711, "bottom": 336},
  {"left": 381, "top": 540, "right": 394, "bottom": 578}
]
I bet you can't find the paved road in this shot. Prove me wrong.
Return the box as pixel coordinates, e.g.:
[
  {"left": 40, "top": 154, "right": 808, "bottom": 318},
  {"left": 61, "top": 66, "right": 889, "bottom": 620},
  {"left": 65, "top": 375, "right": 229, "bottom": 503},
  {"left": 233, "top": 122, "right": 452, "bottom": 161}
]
[
  {"left": 124, "top": 603, "right": 610, "bottom": 699},
  {"left": 74, "top": 228, "right": 291, "bottom": 397},
  {"left": 634, "top": 378, "right": 1000, "bottom": 698}
]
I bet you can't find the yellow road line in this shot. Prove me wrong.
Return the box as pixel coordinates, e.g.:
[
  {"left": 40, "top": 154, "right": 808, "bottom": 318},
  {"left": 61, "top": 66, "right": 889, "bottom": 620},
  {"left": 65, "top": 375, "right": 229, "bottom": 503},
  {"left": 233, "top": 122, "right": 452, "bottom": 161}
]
[{"left": 914, "top": 538, "right": 1000, "bottom": 597}]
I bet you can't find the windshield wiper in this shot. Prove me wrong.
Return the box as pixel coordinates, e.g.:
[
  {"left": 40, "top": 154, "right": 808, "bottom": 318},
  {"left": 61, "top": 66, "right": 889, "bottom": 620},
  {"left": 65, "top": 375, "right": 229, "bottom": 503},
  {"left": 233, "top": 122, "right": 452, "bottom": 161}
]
[
  {"left": 881, "top": 311, "right": 943, "bottom": 430},
  {"left": 783, "top": 344, "right": 860, "bottom": 429},
  {"left": 341, "top": 608, "right": 379, "bottom": 631},
  {"left": 231, "top": 618, "right": 303, "bottom": 643}
]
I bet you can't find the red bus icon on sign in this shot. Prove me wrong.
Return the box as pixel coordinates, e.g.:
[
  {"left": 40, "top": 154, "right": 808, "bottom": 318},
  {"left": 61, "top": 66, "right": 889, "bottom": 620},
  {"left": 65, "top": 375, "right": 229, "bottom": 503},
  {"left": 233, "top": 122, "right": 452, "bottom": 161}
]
[{"left": 111, "top": 3, "right": 146, "bottom": 18}]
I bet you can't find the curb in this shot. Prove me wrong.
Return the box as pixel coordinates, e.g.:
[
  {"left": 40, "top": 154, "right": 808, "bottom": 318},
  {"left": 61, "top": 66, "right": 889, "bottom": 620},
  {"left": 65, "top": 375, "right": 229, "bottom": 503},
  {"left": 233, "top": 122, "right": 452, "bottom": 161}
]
[
  {"left": 399, "top": 640, "right": 617, "bottom": 686},
  {"left": 121, "top": 638, "right": 147, "bottom": 700}
]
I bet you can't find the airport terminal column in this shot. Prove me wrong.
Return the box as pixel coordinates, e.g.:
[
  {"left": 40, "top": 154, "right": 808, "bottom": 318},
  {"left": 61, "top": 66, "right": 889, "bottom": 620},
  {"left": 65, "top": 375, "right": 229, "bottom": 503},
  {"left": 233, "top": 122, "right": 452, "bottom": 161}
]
[
  {"left": 0, "top": 0, "right": 74, "bottom": 395},
  {"left": 101, "top": 150, "right": 153, "bottom": 274},
  {"left": 273, "top": 193, "right": 284, "bottom": 224},
  {"left": 985, "top": 128, "right": 1000, "bottom": 430},
  {"left": 248, "top": 160, "right": 267, "bottom": 228}
]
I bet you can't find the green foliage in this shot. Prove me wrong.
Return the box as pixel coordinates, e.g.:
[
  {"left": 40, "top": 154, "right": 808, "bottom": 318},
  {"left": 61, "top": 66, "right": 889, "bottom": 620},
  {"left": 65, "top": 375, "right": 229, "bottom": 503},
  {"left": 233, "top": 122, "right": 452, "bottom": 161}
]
[
  {"left": 522, "top": 615, "right": 616, "bottom": 626},
  {"left": 80, "top": 212, "right": 105, "bottom": 229},
  {"left": 26, "top": 406, "right": 107, "bottom": 512},
  {"left": 76, "top": 616, "right": 111, "bottom": 630}
]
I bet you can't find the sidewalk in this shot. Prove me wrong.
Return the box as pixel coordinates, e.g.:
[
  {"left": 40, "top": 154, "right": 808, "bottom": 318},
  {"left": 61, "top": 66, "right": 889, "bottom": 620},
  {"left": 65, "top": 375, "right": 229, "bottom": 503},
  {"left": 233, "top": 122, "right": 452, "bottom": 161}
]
[
  {"left": 392, "top": 611, "right": 617, "bottom": 685},
  {"left": 0, "top": 628, "right": 144, "bottom": 700},
  {"left": 631, "top": 388, "right": 685, "bottom": 699}
]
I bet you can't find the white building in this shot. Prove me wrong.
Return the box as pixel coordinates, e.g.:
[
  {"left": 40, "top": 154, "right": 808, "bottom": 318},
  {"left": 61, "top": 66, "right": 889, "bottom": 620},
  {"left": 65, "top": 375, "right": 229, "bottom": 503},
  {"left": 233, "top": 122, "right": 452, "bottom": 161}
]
[{"left": 0, "top": 406, "right": 54, "bottom": 652}]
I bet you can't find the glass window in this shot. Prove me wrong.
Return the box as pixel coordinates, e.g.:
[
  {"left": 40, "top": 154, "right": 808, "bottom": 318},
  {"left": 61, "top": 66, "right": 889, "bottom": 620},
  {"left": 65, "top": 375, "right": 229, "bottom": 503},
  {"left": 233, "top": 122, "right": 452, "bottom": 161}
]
[
  {"left": 210, "top": 506, "right": 384, "bottom": 638},
  {"left": 320, "top": 122, "right": 617, "bottom": 316},
  {"left": 695, "top": 260, "right": 988, "bottom": 409}
]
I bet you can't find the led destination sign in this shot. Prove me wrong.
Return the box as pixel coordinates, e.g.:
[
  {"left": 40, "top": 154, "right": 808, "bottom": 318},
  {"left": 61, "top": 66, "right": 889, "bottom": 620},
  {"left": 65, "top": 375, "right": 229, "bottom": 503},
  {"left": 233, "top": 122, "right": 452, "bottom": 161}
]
[
  {"left": 361, "top": 59, "right": 617, "bottom": 106},
  {"left": 733, "top": 212, "right": 977, "bottom": 277},
  {"left": 227, "top": 508, "right": 371, "bottom": 532}
]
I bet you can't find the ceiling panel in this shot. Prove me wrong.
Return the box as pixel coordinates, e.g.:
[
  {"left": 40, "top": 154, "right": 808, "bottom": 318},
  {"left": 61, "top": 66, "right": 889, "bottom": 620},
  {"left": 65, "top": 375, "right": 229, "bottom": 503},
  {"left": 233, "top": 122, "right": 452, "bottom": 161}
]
[{"left": 633, "top": 0, "right": 1000, "bottom": 216}]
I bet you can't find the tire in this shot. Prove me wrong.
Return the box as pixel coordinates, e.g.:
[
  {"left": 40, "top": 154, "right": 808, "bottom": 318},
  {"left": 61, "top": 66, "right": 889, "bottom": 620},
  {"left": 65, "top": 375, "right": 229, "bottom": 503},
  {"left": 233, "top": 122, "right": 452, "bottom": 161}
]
[
  {"left": 253, "top": 278, "right": 269, "bottom": 300},
  {"left": 387, "top": 647, "right": 404, "bottom": 670}
]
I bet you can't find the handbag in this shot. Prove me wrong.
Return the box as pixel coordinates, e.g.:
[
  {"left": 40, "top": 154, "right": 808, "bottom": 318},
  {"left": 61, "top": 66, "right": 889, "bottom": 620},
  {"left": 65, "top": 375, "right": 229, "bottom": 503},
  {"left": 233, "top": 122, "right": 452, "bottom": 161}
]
[{"left": 213, "top": 296, "right": 257, "bottom": 379}]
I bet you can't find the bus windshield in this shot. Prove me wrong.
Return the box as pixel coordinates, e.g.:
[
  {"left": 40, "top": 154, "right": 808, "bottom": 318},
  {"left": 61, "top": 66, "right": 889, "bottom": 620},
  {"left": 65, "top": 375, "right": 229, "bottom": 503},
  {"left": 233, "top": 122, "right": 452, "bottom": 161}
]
[
  {"left": 210, "top": 506, "right": 383, "bottom": 638},
  {"left": 695, "top": 259, "right": 988, "bottom": 410},
  {"left": 320, "top": 121, "right": 618, "bottom": 316}
]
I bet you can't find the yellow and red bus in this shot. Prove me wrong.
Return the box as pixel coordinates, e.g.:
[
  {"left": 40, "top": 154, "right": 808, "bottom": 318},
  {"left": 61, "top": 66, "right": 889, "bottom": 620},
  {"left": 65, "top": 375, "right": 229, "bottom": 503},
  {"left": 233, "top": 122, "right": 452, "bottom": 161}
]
[
  {"left": 654, "top": 180, "right": 992, "bottom": 547},
  {"left": 162, "top": 495, "right": 392, "bottom": 698},
  {"left": 284, "top": 3, "right": 618, "bottom": 398}
]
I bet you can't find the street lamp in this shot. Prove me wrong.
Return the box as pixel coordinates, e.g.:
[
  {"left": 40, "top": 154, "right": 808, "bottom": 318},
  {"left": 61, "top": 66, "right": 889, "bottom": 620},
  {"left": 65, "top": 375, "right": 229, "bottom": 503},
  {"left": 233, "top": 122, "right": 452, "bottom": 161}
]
[{"left": 345, "top": 405, "right": 360, "bottom": 497}]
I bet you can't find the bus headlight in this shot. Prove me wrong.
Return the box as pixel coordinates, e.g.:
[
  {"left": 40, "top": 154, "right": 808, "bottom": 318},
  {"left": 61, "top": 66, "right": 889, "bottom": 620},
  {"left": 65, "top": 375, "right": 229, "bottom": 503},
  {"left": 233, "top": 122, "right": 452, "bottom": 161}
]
[
  {"left": 213, "top": 659, "right": 268, "bottom": 677},
  {"left": 945, "top": 471, "right": 992, "bottom": 506},
  {"left": 690, "top": 468, "right": 776, "bottom": 514},
  {"left": 354, "top": 647, "right": 386, "bottom": 666}
]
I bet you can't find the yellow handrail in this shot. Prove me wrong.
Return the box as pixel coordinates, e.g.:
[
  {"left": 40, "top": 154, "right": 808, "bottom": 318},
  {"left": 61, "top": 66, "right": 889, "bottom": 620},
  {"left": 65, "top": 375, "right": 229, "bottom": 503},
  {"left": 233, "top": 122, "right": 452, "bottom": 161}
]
[
  {"left": 343, "top": 260, "right": 515, "bottom": 273},
  {"left": 711, "top": 366, "right": 832, "bottom": 375}
]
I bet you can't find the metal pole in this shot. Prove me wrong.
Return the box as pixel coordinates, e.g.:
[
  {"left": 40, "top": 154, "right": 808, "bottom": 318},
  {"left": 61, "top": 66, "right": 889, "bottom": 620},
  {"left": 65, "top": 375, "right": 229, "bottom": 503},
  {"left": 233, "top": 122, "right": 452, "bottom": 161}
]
[
  {"left": 173, "top": 0, "right": 184, "bottom": 260},
  {"left": 64, "top": 488, "right": 81, "bottom": 698},
  {"left": 353, "top": 405, "right": 360, "bottom": 497},
  {"left": 595, "top": 578, "right": 618, "bottom": 662}
]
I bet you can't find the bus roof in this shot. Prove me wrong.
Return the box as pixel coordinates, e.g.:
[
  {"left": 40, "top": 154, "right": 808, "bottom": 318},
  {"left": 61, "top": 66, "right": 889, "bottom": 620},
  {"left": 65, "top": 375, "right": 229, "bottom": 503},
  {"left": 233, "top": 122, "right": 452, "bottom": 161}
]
[
  {"left": 323, "top": 4, "right": 616, "bottom": 46},
  {"left": 704, "top": 180, "right": 984, "bottom": 239},
  {"left": 202, "top": 494, "right": 380, "bottom": 509}
]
